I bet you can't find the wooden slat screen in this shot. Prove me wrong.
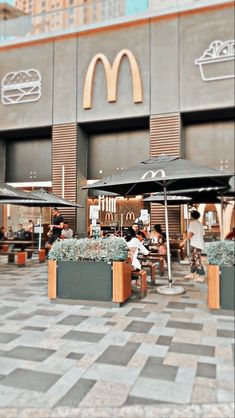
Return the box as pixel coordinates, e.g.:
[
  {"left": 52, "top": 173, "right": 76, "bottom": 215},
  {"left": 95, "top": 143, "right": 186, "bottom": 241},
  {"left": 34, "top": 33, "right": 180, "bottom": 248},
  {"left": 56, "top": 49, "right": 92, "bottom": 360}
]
[
  {"left": 52, "top": 123, "right": 77, "bottom": 231},
  {"left": 150, "top": 113, "right": 181, "bottom": 233}
]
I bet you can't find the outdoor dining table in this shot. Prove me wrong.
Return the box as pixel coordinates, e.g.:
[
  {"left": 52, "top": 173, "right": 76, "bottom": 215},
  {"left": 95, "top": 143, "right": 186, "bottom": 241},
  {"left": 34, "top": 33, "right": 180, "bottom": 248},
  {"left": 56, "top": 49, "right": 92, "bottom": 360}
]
[{"left": 0, "top": 240, "right": 36, "bottom": 252}]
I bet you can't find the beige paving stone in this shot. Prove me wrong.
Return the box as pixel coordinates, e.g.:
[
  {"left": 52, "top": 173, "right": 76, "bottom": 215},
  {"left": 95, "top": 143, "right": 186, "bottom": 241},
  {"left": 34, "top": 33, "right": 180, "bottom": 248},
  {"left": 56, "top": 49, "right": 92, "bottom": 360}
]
[
  {"left": 50, "top": 407, "right": 83, "bottom": 417},
  {"left": 195, "top": 376, "right": 217, "bottom": 388},
  {"left": 164, "top": 352, "right": 198, "bottom": 368},
  {"left": 0, "top": 409, "right": 17, "bottom": 418},
  {"left": 192, "top": 385, "right": 217, "bottom": 403},
  {"left": 171, "top": 312, "right": 194, "bottom": 320},
  {"left": 76, "top": 353, "right": 98, "bottom": 369},
  {"left": 117, "top": 405, "right": 146, "bottom": 417},
  {"left": 127, "top": 353, "right": 148, "bottom": 368},
  {"left": 217, "top": 379, "right": 235, "bottom": 392},
  {"left": 202, "top": 323, "right": 217, "bottom": 337},
  {"left": 172, "top": 329, "right": 202, "bottom": 344},
  {"left": 79, "top": 381, "right": 130, "bottom": 407},
  {"left": 215, "top": 346, "right": 233, "bottom": 360},
  {"left": 129, "top": 333, "right": 158, "bottom": 344},
  {"left": 17, "top": 409, "right": 52, "bottom": 418}
]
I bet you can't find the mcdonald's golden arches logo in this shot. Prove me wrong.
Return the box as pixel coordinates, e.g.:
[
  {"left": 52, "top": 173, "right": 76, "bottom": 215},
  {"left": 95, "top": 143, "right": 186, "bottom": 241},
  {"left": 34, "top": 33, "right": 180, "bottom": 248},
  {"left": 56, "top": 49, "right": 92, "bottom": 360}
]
[{"left": 83, "top": 49, "right": 143, "bottom": 109}]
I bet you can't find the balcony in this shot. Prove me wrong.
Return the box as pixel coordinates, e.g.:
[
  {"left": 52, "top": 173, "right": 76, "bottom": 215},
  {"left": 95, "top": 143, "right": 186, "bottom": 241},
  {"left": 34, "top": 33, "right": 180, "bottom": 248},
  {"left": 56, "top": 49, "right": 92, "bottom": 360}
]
[{"left": 0, "top": 0, "right": 232, "bottom": 46}]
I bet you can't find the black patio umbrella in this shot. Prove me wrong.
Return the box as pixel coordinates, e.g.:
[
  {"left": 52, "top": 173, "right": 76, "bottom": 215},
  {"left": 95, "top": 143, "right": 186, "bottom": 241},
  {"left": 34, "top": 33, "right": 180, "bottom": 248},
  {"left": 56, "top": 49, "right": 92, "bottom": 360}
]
[
  {"left": 0, "top": 182, "right": 40, "bottom": 200},
  {"left": 84, "top": 155, "right": 232, "bottom": 295},
  {"left": 221, "top": 176, "right": 235, "bottom": 200},
  {"left": 0, "top": 189, "right": 83, "bottom": 250},
  {"left": 144, "top": 195, "right": 192, "bottom": 205}
]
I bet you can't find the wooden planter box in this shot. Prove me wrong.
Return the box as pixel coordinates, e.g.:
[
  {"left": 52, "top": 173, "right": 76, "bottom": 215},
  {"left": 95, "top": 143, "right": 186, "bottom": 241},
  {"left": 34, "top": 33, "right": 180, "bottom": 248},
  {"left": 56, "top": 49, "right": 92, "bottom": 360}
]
[
  {"left": 207, "top": 264, "right": 235, "bottom": 310},
  {"left": 48, "top": 259, "right": 131, "bottom": 305}
]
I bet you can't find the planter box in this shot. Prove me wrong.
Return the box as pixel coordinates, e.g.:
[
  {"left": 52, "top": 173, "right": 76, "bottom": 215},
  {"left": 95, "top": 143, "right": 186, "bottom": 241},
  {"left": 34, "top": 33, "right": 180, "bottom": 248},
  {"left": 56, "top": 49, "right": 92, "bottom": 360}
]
[
  {"left": 207, "top": 265, "right": 220, "bottom": 309},
  {"left": 207, "top": 265, "right": 235, "bottom": 310},
  {"left": 48, "top": 259, "right": 131, "bottom": 305},
  {"left": 220, "top": 266, "right": 235, "bottom": 310},
  {"left": 57, "top": 261, "right": 112, "bottom": 301}
]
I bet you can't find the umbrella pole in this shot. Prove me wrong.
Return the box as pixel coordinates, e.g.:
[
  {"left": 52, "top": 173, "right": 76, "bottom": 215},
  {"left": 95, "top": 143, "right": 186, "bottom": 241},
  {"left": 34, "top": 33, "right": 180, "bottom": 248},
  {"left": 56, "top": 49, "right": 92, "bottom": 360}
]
[
  {"left": 39, "top": 207, "right": 42, "bottom": 251},
  {"left": 221, "top": 197, "right": 224, "bottom": 240},
  {"left": 163, "top": 186, "right": 172, "bottom": 285},
  {"left": 156, "top": 186, "right": 185, "bottom": 296}
]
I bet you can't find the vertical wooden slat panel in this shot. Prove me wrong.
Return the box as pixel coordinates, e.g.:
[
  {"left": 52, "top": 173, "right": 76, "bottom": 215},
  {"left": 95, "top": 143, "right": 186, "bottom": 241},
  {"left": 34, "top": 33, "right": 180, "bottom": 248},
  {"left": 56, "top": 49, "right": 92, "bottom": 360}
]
[
  {"left": 52, "top": 123, "right": 77, "bottom": 231},
  {"left": 149, "top": 113, "right": 181, "bottom": 233}
]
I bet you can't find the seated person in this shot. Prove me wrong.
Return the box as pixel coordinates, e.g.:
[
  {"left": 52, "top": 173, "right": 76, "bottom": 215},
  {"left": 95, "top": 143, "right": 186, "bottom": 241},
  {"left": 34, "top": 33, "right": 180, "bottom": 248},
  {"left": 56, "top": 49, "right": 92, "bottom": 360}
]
[
  {"left": 150, "top": 224, "right": 166, "bottom": 243},
  {"left": 14, "top": 224, "right": 26, "bottom": 240},
  {"left": 0, "top": 226, "right": 5, "bottom": 240},
  {"left": 6, "top": 226, "right": 14, "bottom": 240},
  {"left": 61, "top": 223, "right": 73, "bottom": 239},
  {"left": 125, "top": 232, "right": 149, "bottom": 271}
]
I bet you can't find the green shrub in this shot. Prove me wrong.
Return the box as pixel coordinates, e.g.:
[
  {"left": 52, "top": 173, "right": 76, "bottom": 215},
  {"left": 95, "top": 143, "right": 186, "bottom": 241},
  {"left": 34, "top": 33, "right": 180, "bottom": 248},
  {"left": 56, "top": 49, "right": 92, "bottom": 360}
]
[
  {"left": 48, "top": 237, "right": 128, "bottom": 262},
  {"left": 207, "top": 241, "right": 235, "bottom": 267}
]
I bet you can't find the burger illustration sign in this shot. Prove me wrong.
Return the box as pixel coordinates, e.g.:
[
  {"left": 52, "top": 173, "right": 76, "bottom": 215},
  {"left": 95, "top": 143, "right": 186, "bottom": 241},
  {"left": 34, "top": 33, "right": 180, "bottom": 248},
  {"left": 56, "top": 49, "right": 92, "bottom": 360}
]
[{"left": 1, "top": 69, "right": 42, "bottom": 105}]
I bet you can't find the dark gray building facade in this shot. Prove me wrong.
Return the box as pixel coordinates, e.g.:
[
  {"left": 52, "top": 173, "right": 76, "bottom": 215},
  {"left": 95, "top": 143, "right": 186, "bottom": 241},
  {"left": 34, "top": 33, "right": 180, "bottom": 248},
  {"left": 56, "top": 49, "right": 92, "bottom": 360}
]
[{"left": 0, "top": 2, "right": 234, "bottom": 235}]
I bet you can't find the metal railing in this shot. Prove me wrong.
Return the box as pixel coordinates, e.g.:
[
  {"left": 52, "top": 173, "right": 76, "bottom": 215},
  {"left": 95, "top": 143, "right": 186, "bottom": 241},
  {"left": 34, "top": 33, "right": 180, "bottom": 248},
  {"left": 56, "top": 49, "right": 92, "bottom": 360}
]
[{"left": 0, "top": 0, "right": 232, "bottom": 45}]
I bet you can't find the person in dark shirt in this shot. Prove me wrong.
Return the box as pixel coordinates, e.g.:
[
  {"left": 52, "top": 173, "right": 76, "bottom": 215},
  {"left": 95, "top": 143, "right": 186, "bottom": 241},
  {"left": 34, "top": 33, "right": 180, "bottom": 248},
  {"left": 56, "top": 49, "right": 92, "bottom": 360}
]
[
  {"left": 47, "top": 207, "right": 64, "bottom": 249},
  {"left": 15, "top": 224, "right": 26, "bottom": 240}
]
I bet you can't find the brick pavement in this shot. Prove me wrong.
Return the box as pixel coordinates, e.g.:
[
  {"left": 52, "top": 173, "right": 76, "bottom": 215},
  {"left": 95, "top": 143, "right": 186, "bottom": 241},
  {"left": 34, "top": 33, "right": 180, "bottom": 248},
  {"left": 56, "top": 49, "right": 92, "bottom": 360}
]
[{"left": 0, "top": 257, "right": 234, "bottom": 418}]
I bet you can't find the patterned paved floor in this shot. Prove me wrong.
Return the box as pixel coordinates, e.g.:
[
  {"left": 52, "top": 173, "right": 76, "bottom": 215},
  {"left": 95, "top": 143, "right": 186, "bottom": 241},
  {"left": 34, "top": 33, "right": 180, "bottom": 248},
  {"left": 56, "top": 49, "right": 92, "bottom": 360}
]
[{"left": 0, "top": 257, "right": 234, "bottom": 418}]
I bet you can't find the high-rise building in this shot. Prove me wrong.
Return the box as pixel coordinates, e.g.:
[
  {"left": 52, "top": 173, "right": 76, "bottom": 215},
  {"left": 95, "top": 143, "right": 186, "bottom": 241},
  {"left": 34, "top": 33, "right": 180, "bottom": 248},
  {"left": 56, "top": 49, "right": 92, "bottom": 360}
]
[
  {"left": 0, "top": 2, "right": 26, "bottom": 20},
  {"left": 13, "top": 0, "right": 126, "bottom": 32}
]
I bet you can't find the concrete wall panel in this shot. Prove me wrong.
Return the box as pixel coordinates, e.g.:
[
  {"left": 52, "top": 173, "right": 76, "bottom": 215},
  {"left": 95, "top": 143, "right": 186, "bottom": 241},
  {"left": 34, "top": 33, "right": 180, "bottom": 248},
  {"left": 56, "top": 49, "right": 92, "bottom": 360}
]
[
  {"left": 53, "top": 38, "right": 77, "bottom": 124},
  {"left": 0, "top": 43, "right": 53, "bottom": 130},
  {"left": 151, "top": 18, "right": 179, "bottom": 114},
  {"left": 180, "top": 7, "right": 235, "bottom": 111},
  {"left": 77, "top": 25, "right": 150, "bottom": 122}
]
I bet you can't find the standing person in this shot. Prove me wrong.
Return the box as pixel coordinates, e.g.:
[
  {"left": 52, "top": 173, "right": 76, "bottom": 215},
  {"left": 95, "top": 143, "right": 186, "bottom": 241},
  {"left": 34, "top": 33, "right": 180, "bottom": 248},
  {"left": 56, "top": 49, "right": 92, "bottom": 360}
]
[
  {"left": 180, "top": 210, "right": 206, "bottom": 282},
  {"left": 47, "top": 207, "right": 64, "bottom": 249}
]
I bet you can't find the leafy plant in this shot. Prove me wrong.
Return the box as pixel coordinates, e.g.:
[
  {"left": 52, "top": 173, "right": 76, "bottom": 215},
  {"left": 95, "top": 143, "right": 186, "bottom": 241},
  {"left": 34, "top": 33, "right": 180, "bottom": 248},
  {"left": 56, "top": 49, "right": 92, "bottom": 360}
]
[
  {"left": 207, "top": 241, "right": 235, "bottom": 267},
  {"left": 48, "top": 237, "right": 128, "bottom": 262}
]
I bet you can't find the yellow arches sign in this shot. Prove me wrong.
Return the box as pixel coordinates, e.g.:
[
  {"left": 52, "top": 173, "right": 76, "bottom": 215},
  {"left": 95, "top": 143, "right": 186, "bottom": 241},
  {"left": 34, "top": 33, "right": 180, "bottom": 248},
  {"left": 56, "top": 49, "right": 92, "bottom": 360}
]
[{"left": 83, "top": 49, "right": 143, "bottom": 109}]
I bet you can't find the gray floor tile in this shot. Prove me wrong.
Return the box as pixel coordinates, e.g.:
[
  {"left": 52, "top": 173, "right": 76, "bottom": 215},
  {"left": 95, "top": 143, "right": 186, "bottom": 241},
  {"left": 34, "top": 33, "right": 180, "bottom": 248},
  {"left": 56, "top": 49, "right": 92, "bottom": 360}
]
[
  {"left": 166, "top": 320, "right": 203, "bottom": 331},
  {"left": 63, "top": 330, "right": 105, "bottom": 343},
  {"left": 96, "top": 342, "right": 140, "bottom": 366},
  {"left": 66, "top": 352, "right": 84, "bottom": 361},
  {"left": 166, "top": 302, "right": 197, "bottom": 310},
  {"left": 169, "top": 342, "right": 215, "bottom": 357},
  {"left": 0, "top": 332, "right": 20, "bottom": 344},
  {"left": 0, "top": 368, "right": 61, "bottom": 392},
  {"left": 7, "top": 313, "right": 35, "bottom": 321},
  {"left": 33, "top": 309, "right": 63, "bottom": 316},
  {"left": 105, "top": 321, "right": 116, "bottom": 326},
  {"left": 140, "top": 356, "right": 178, "bottom": 381},
  {"left": 22, "top": 326, "right": 47, "bottom": 332},
  {"left": 124, "top": 395, "right": 161, "bottom": 405},
  {"left": 56, "top": 378, "right": 96, "bottom": 407},
  {"left": 156, "top": 336, "right": 173, "bottom": 346},
  {"left": 3, "top": 346, "right": 56, "bottom": 362},
  {"left": 126, "top": 309, "right": 149, "bottom": 318},
  {"left": 217, "top": 329, "right": 235, "bottom": 338},
  {"left": 57, "top": 315, "right": 89, "bottom": 326},
  {"left": 0, "top": 306, "right": 17, "bottom": 315},
  {"left": 124, "top": 320, "right": 154, "bottom": 334},
  {"left": 196, "top": 363, "right": 216, "bottom": 379}
]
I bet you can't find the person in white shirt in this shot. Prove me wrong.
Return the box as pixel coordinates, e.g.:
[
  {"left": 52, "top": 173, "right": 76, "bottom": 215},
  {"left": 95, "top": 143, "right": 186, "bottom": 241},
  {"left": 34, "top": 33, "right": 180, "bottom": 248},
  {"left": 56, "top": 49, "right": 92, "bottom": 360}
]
[
  {"left": 61, "top": 223, "right": 73, "bottom": 239},
  {"left": 125, "top": 232, "right": 149, "bottom": 270},
  {"left": 180, "top": 210, "right": 206, "bottom": 282}
]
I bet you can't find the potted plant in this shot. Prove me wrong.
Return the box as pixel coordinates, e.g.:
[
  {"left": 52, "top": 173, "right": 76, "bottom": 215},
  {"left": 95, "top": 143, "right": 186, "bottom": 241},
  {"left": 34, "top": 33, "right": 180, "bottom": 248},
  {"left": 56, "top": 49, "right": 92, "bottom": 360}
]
[
  {"left": 207, "top": 241, "right": 235, "bottom": 309},
  {"left": 47, "top": 237, "right": 131, "bottom": 305}
]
